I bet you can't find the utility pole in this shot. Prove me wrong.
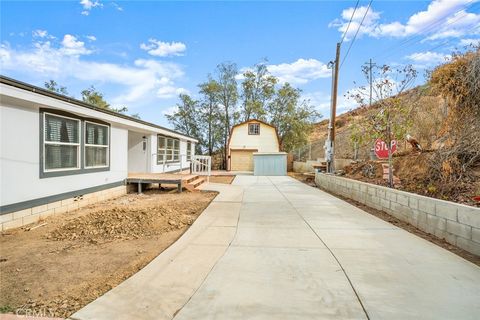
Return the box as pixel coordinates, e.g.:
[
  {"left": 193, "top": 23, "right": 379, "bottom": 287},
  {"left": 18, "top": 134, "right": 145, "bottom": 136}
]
[
  {"left": 364, "top": 58, "right": 376, "bottom": 108},
  {"left": 364, "top": 58, "right": 376, "bottom": 161},
  {"left": 325, "top": 42, "right": 341, "bottom": 173}
]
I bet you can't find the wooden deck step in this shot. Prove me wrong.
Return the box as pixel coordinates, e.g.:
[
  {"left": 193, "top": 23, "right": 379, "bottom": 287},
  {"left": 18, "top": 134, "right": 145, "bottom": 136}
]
[
  {"left": 185, "top": 175, "right": 200, "bottom": 184},
  {"left": 184, "top": 177, "right": 206, "bottom": 192}
]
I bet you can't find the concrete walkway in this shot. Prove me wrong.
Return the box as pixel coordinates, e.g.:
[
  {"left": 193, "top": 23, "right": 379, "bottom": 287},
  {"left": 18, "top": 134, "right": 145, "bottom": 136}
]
[{"left": 71, "top": 176, "right": 480, "bottom": 320}]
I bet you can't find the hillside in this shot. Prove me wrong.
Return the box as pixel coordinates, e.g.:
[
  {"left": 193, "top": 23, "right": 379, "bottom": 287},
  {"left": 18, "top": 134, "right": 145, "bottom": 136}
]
[
  {"left": 301, "top": 49, "right": 480, "bottom": 206},
  {"left": 305, "top": 86, "right": 446, "bottom": 161}
]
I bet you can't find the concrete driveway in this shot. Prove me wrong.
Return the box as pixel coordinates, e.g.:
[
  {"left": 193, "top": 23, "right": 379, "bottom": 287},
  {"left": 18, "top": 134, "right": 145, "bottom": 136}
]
[{"left": 72, "top": 176, "right": 480, "bottom": 320}]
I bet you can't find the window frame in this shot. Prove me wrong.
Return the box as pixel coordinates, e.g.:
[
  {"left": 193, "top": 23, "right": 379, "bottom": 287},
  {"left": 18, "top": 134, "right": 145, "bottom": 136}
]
[
  {"left": 248, "top": 123, "right": 260, "bottom": 135},
  {"left": 39, "top": 108, "right": 111, "bottom": 179},
  {"left": 157, "top": 135, "right": 180, "bottom": 164},
  {"left": 42, "top": 112, "right": 81, "bottom": 173},
  {"left": 84, "top": 120, "right": 110, "bottom": 169},
  {"left": 187, "top": 141, "right": 192, "bottom": 161}
]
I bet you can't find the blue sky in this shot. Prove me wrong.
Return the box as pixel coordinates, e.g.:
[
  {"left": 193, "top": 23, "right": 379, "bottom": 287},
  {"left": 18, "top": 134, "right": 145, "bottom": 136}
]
[{"left": 1, "top": 0, "right": 479, "bottom": 127}]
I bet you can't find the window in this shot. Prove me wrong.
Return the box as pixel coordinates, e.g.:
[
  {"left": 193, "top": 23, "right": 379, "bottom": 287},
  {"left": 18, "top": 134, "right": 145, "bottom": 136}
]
[
  {"left": 85, "top": 121, "right": 109, "bottom": 168},
  {"left": 41, "top": 109, "right": 111, "bottom": 178},
  {"left": 248, "top": 123, "right": 260, "bottom": 135},
  {"left": 43, "top": 113, "right": 80, "bottom": 171},
  {"left": 157, "top": 135, "right": 180, "bottom": 163},
  {"left": 187, "top": 141, "right": 192, "bottom": 161}
]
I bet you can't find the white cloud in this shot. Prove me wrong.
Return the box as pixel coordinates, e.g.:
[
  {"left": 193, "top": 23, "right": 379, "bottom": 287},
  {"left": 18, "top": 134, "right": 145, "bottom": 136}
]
[
  {"left": 140, "top": 39, "right": 186, "bottom": 57},
  {"left": 406, "top": 51, "right": 451, "bottom": 66},
  {"left": 86, "top": 35, "right": 97, "bottom": 41},
  {"left": 302, "top": 91, "right": 331, "bottom": 114},
  {"left": 329, "top": 5, "right": 381, "bottom": 41},
  {"left": 303, "top": 90, "right": 358, "bottom": 117},
  {"left": 236, "top": 59, "right": 330, "bottom": 85},
  {"left": 406, "top": 51, "right": 452, "bottom": 69},
  {"left": 330, "top": 0, "right": 480, "bottom": 41},
  {"left": 459, "top": 38, "right": 480, "bottom": 46},
  {"left": 266, "top": 59, "right": 331, "bottom": 84},
  {"left": 0, "top": 34, "right": 187, "bottom": 106},
  {"left": 80, "top": 0, "right": 102, "bottom": 15},
  {"left": 157, "top": 86, "right": 189, "bottom": 99},
  {"left": 61, "top": 34, "right": 92, "bottom": 56},
  {"left": 112, "top": 2, "right": 123, "bottom": 11},
  {"left": 32, "top": 29, "right": 48, "bottom": 38}
]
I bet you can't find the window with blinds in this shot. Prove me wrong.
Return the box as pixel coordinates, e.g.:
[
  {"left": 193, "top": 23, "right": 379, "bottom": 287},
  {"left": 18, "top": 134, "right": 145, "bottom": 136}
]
[
  {"left": 157, "top": 135, "right": 180, "bottom": 164},
  {"left": 44, "top": 113, "right": 80, "bottom": 171},
  {"left": 85, "top": 122, "right": 109, "bottom": 168}
]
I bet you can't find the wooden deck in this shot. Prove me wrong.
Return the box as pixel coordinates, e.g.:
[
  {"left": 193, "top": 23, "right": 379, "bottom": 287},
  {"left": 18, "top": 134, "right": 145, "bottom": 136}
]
[{"left": 126, "top": 173, "right": 198, "bottom": 193}]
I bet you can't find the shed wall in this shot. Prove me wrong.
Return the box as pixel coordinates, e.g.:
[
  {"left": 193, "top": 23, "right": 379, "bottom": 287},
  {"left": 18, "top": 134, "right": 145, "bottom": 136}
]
[
  {"left": 253, "top": 154, "right": 287, "bottom": 176},
  {"left": 229, "top": 123, "right": 279, "bottom": 152}
]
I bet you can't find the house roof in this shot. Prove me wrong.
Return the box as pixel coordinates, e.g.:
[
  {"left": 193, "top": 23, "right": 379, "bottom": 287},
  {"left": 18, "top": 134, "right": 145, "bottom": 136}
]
[{"left": 0, "top": 75, "right": 197, "bottom": 141}]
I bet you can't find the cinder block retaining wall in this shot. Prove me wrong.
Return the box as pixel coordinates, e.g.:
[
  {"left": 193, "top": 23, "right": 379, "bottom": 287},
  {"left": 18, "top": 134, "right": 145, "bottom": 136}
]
[
  {"left": 315, "top": 173, "right": 480, "bottom": 256},
  {"left": 0, "top": 186, "right": 127, "bottom": 231}
]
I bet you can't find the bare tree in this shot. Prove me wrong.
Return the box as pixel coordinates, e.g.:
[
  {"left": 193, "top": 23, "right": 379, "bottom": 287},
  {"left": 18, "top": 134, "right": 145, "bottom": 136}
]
[{"left": 348, "top": 64, "right": 417, "bottom": 187}]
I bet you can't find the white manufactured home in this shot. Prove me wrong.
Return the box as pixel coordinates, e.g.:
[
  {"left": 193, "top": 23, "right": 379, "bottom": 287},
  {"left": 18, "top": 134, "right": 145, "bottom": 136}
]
[{"left": 0, "top": 76, "right": 197, "bottom": 230}]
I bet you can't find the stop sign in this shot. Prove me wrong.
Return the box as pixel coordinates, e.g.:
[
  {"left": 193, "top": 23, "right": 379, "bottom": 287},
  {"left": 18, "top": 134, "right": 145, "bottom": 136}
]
[{"left": 374, "top": 138, "right": 397, "bottom": 159}]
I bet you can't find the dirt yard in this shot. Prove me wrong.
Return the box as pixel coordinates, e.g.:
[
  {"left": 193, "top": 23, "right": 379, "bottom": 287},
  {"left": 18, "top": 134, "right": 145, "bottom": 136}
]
[
  {"left": 0, "top": 189, "right": 217, "bottom": 318},
  {"left": 208, "top": 175, "right": 235, "bottom": 184}
]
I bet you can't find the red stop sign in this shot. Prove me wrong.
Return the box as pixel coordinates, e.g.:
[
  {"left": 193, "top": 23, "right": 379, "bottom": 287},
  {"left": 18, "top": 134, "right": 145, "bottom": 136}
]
[{"left": 374, "top": 139, "right": 397, "bottom": 159}]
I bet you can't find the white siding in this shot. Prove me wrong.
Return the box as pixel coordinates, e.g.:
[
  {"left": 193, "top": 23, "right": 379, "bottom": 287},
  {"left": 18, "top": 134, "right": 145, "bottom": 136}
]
[
  {"left": 128, "top": 131, "right": 149, "bottom": 173},
  {"left": 0, "top": 102, "right": 128, "bottom": 207},
  {"left": 229, "top": 122, "right": 279, "bottom": 152}
]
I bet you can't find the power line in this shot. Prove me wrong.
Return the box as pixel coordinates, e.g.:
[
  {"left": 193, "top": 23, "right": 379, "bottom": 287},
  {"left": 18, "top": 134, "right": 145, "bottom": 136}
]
[
  {"left": 378, "top": 8, "right": 480, "bottom": 62},
  {"left": 340, "top": 0, "right": 360, "bottom": 45},
  {"left": 426, "top": 24, "right": 480, "bottom": 53},
  {"left": 373, "top": 0, "right": 478, "bottom": 61},
  {"left": 340, "top": 0, "right": 373, "bottom": 69}
]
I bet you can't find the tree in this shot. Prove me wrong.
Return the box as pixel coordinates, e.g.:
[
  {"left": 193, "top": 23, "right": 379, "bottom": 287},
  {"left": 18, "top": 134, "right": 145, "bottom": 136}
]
[
  {"left": 215, "top": 62, "right": 239, "bottom": 169},
  {"left": 268, "top": 83, "right": 320, "bottom": 152},
  {"left": 81, "top": 85, "right": 110, "bottom": 109},
  {"left": 426, "top": 48, "right": 480, "bottom": 196},
  {"left": 166, "top": 94, "right": 203, "bottom": 153},
  {"left": 44, "top": 80, "right": 69, "bottom": 96},
  {"left": 198, "top": 78, "right": 222, "bottom": 156},
  {"left": 348, "top": 64, "right": 417, "bottom": 187},
  {"left": 240, "top": 62, "right": 277, "bottom": 122},
  {"left": 81, "top": 85, "right": 130, "bottom": 114}
]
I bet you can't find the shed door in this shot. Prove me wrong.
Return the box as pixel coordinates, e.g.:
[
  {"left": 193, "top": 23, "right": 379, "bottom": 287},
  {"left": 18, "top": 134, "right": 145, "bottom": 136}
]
[{"left": 231, "top": 150, "right": 254, "bottom": 171}]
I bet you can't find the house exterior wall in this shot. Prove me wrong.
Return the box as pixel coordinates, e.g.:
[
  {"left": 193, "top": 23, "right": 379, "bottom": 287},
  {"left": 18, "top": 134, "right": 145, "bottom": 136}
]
[
  {"left": 0, "top": 185, "right": 127, "bottom": 231},
  {"left": 0, "top": 101, "right": 128, "bottom": 208},
  {"left": 229, "top": 122, "right": 279, "bottom": 152},
  {"left": 0, "top": 80, "right": 198, "bottom": 229},
  {"left": 128, "top": 131, "right": 149, "bottom": 173}
]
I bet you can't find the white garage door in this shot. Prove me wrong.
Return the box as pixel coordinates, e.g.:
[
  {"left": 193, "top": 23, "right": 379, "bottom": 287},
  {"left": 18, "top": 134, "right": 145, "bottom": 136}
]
[{"left": 231, "top": 150, "right": 254, "bottom": 171}]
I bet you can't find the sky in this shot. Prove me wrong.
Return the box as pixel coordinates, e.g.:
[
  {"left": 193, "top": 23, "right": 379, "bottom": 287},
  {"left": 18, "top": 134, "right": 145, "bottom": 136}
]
[{"left": 1, "top": 0, "right": 479, "bottom": 128}]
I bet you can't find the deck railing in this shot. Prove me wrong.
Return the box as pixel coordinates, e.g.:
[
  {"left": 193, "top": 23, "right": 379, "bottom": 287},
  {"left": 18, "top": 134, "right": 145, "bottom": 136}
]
[{"left": 191, "top": 155, "right": 211, "bottom": 181}]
